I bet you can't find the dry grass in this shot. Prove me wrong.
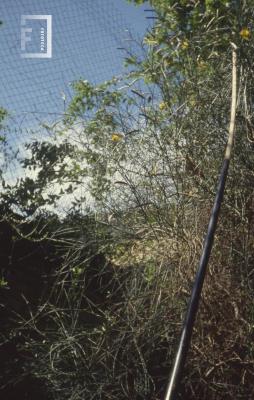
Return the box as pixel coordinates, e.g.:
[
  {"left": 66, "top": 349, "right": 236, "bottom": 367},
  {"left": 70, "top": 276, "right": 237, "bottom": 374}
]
[{"left": 2, "top": 197, "right": 254, "bottom": 400}]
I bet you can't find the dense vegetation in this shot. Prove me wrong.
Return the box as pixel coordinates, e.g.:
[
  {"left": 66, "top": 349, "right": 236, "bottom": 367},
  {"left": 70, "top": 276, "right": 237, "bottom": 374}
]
[{"left": 1, "top": 1, "right": 254, "bottom": 399}]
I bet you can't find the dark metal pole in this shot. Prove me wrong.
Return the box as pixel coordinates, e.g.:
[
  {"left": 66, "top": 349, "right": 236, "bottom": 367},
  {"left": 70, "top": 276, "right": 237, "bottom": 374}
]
[
  {"left": 164, "top": 44, "right": 238, "bottom": 400},
  {"left": 164, "top": 159, "right": 229, "bottom": 400}
]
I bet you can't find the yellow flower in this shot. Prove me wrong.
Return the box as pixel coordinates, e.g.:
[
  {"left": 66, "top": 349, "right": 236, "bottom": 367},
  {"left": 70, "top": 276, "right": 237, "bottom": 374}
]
[
  {"left": 181, "top": 39, "right": 189, "bottom": 50},
  {"left": 159, "top": 101, "right": 167, "bottom": 111},
  {"left": 111, "top": 133, "right": 123, "bottom": 142},
  {"left": 240, "top": 28, "right": 251, "bottom": 40}
]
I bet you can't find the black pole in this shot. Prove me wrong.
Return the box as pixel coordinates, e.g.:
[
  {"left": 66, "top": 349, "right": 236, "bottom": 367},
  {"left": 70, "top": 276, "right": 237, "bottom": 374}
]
[
  {"left": 164, "top": 158, "right": 229, "bottom": 400},
  {"left": 164, "top": 44, "right": 237, "bottom": 400}
]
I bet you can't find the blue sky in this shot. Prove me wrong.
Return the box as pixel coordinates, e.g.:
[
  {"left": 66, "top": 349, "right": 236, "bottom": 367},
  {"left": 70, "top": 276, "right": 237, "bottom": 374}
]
[
  {"left": 0, "top": 0, "right": 153, "bottom": 192},
  {"left": 0, "top": 0, "right": 151, "bottom": 119}
]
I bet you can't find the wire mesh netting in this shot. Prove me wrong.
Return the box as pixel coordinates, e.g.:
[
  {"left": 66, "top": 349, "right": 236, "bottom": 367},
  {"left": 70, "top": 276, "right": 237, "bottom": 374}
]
[{"left": 0, "top": 0, "right": 150, "bottom": 213}]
